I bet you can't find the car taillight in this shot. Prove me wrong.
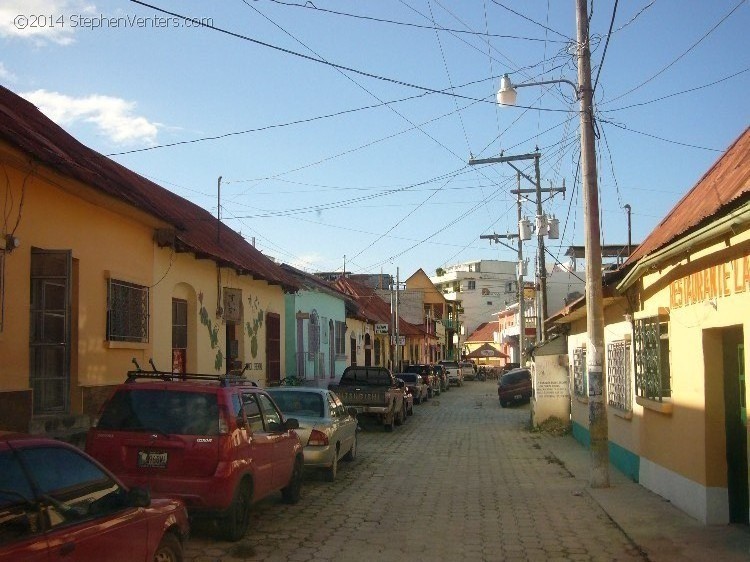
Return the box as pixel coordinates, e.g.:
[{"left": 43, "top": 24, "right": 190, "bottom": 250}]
[
  {"left": 218, "top": 406, "right": 230, "bottom": 435},
  {"left": 308, "top": 429, "right": 329, "bottom": 446}
]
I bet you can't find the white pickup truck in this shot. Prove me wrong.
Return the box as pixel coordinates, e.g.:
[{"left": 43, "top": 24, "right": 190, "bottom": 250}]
[
  {"left": 440, "top": 360, "right": 462, "bottom": 386},
  {"left": 460, "top": 361, "right": 476, "bottom": 381}
]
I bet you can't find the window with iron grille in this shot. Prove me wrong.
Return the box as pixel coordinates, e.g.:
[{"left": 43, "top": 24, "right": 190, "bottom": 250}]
[
  {"left": 573, "top": 346, "right": 587, "bottom": 398},
  {"left": 107, "top": 279, "right": 149, "bottom": 342},
  {"left": 634, "top": 313, "right": 671, "bottom": 401},
  {"left": 467, "top": 280, "right": 476, "bottom": 290},
  {"left": 334, "top": 320, "right": 346, "bottom": 356},
  {"left": 607, "top": 340, "right": 632, "bottom": 412}
]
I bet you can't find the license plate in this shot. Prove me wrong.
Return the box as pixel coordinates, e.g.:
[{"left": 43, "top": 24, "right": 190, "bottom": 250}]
[
  {"left": 137, "top": 451, "right": 168, "bottom": 468},
  {"left": 514, "top": 394, "right": 523, "bottom": 400}
]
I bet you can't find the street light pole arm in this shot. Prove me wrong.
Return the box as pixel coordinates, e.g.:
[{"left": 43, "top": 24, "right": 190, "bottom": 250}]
[{"left": 514, "top": 78, "right": 580, "bottom": 98}]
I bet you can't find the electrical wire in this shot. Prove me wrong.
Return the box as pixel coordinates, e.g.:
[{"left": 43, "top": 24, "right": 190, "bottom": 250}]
[
  {"left": 489, "top": 0, "right": 571, "bottom": 41},
  {"left": 261, "top": 0, "right": 567, "bottom": 42},
  {"left": 603, "top": 0, "right": 746, "bottom": 104},
  {"left": 592, "top": 0, "right": 618, "bottom": 94}
]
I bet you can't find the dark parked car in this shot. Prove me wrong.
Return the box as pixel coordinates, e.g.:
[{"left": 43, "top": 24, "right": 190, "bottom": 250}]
[
  {"left": 404, "top": 364, "right": 440, "bottom": 397},
  {"left": 431, "top": 364, "right": 449, "bottom": 392},
  {"left": 498, "top": 368, "right": 533, "bottom": 407},
  {"left": 86, "top": 370, "right": 303, "bottom": 542},
  {"left": 0, "top": 432, "right": 189, "bottom": 562}
]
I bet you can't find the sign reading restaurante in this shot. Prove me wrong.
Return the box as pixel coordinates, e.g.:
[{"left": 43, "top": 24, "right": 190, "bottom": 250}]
[{"left": 670, "top": 252, "right": 750, "bottom": 308}]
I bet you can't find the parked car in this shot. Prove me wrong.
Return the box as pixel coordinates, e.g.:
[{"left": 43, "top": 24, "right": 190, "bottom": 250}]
[
  {"left": 0, "top": 432, "right": 189, "bottom": 562},
  {"left": 395, "top": 372, "right": 429, "bottom": 404},
  {"left": 460, "top": 361, "right": 476, "bottom": 381},
  {"left": 404, "top": 364, "right": 440, "bottom": 397},
  {"left": 440, "top": 360, "right": 463, "bottom": 386},
  {"left": 266, "top": 387, "right": 357, "bottom": 482},
  {"left": 396, "top": 379, "right": 415, "bottom": 416},
  {"left": 431, "top": 364, "right": 449, "bottom": 392},
  {"left": 498, "top": 367, "right": 533, "bottom": 407},
  {"left": 86, "top": 370, "right": 304, "bottom": 542},
  {"left": 329, "top": 366, "right": 407, "bottom": 431}
]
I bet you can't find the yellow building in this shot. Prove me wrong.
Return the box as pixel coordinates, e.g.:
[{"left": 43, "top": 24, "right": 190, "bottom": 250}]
[
  {"left": 0, "top": 86, "right": 296, "bottom": 438},
  {"left": 551, "top": 127, "right": 750, "bottom": 525}
]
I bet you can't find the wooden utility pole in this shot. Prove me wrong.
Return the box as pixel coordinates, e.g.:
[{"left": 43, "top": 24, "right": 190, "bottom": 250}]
[{"left": 577, "top": 0, "right": 609, "bottom": 488}]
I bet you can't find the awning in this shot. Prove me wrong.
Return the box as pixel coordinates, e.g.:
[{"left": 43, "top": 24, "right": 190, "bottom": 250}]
[{"left": 465, "top": 343, "right": 508, "bottom": 359}]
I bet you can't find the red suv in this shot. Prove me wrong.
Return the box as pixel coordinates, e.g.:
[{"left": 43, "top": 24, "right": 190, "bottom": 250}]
[
  {"left": 86, "top": 371, "right": 304, "bottom": 541},
  {"left": 0, "top": 432, "right": 188, "bottom": 561}
]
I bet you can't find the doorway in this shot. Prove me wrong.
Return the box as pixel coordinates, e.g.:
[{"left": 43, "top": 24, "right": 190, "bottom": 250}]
[
  {"left": 723, "top": 329, "right": 748, "bottom": 524},
  {"left": 30, "top": 249, "right": 71, "bottom": 416}
]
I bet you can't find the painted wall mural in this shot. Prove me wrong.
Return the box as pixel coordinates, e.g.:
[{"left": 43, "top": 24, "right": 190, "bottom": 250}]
[
  {"left": 198, "top": 291, "right": 223, "bottom": 371},
  {"left": 245, "top": 294, "right": 264, "bottom": 359}
]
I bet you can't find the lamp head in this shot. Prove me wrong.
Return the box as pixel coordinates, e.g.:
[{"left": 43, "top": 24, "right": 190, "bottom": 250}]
[{"left": 497, "top": 74, "right": 517, "bottom": 106}]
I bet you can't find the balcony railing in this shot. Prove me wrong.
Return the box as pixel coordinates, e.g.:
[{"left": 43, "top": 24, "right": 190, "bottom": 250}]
[{"left": 441, "top": 319, "right": 460, "bottom": 331}]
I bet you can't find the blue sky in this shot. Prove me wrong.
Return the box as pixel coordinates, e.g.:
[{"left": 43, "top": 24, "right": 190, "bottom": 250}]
[{"left": 2, "top": 0, "right": 749, "bottom": 278}]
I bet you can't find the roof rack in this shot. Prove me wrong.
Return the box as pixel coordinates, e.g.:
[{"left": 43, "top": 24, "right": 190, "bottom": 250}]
[{"left": 125, "top": 370, "right": 258, "bottom": 387}]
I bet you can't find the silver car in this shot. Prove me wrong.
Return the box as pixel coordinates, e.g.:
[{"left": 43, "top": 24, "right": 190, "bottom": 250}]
[{"left": 266, "top": 387, "right": 358, "bottom": 482}]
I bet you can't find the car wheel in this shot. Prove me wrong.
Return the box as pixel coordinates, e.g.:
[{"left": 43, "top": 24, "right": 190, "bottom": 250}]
[
  {"left": 343, "top": 433, "right": 357, "bottom": 462},
  {"left": 221, "top": 479, "right": 251, "bottom": 542},
  {"left": 407, "top": 402, "right": 413, "bottom": 416},
  {"left": 395, "top": 405, "right": 404, "bottom": 426},
  {"left": 325, "top": 447, "right": 339, "bottom": 482},
  {"left": 384, "top": 414, "right": 395, "bottom": 432},
  {"left": 153, "top": 533, "right": 182, "bottom": 562},
  {"left": 282, "top": 457, "right": 303, "bottom": 504},
  {"left": 500, "top": 400, "right": 508, "bottom": 408}
]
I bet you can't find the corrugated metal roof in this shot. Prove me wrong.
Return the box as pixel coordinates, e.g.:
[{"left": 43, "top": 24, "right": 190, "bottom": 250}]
[
  {"left": 625, "top": 126, "right": 750, "bottom": 266},
  {"left": 0, "top": 85, "right": 298, "bottom": 292}
]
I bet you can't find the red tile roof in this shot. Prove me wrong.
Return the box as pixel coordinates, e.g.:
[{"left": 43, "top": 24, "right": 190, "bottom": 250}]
[
  {"left": 334, "top": 277, "right": 424, "bottom": 336},
  {"left": 625, "top": 126, "right": 750, "bottom": 265},
  {"left": 0, "top": 85, "right": 298, "bottom": 291},
  {"left": 466, "top": 321, "right": 498, "bottom": 342}
]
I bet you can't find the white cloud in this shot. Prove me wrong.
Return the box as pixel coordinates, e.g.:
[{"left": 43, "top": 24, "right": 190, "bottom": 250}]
[
  {"left": 0, "top": 62, "right": 16, "bottom": 82},
  {"left": 0, "top": 1, "right": 95, "bottom": 45},
  {"left": 21, "top": 89, "right": 158, "bottom": 145}
]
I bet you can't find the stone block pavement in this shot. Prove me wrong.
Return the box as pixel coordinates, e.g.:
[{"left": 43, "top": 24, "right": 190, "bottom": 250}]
[{"left": 184, "top": 381, "right": 750, "bottom": 561}]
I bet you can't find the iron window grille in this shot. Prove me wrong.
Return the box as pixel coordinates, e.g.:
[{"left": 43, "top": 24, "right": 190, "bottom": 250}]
[
  {"left": 634, "top": 313, "right": 671, "bottom": 401},
  {"left": 107, "top": 279, "right": 149, "bottom": 343},
  {"left": 607, "top": 340, "right": 632, "bottom": 412},
  {"left": 573, "top": 346, "right": 587, "bottom": 398}
]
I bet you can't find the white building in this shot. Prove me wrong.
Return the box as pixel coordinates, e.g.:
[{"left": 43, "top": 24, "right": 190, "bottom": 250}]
[{"left": 430, "top": 260, "right": 518, "bottom": 341}]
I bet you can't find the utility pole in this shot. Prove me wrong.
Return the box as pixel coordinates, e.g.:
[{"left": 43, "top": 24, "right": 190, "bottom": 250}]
[
  {"left": 577, "top": 0, "right": 608, "bottom": 488},
  {"left": 470, "top": 152, "right": 564, "bottom": 342},
  {"left": 480, "top": 171, "right": 527, "bottom": 366},
  {"left": 395, "top": 267, "right": 401, "bottom": 371}
]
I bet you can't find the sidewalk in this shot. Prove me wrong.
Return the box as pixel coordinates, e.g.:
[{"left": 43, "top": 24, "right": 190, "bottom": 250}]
[{"left": 541, "top": 433, "right": 750, "bottom": 562}]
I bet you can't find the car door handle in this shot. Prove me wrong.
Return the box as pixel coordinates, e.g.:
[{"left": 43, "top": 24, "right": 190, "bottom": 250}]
[{"left": 59, "top": 541, "right": 75, "bottom": 556}]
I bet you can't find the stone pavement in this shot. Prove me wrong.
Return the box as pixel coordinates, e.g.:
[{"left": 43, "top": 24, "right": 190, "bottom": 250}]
[{"left": 184, "top": 381, "right": 750, "bottom": 561}]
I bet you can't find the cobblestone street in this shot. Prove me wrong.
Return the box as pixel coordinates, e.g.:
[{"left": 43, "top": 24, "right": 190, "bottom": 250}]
[{"left": 185, "top": 381, "right": 645, "bottom": 561}]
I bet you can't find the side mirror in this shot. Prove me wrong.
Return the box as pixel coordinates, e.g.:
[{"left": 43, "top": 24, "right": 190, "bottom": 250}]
[
  {"left": 347, "top": 407, "right": 358, "bottom": 418},
  {"left": 398, "top": 380, "right": 405, "bottom": 389},
  {"left": 236, "top": 416, "right": 246, "bottom": 429},
  {"left": 126, "top": 487, "right": 151, "bottom": 508},
  {"left": 285, "top": 417, "right": 300, "bottom": 430}
]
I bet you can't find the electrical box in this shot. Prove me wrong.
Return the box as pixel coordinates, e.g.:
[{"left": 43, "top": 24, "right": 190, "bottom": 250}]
[{"left": 519, "top": 218, "right": 532, "bottom": 241}]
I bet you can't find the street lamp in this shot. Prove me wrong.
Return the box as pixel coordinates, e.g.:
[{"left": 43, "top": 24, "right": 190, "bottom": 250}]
[
  {"left": 496, "top": 73, "right": 580, "bottom": 106},
  {"left": 494, "top": 0, "right": 609, "bottom": 489}
]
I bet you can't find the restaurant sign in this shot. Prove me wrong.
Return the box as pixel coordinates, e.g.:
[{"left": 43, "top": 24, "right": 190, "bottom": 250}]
[{"left": 670, "top": 253, "right": 750, "bottom": 308}]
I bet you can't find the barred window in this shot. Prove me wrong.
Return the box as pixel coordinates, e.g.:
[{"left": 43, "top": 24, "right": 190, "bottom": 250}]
[
  {"left": 107, "top": 279, "right": 149, "bottom": 343},
  {"left": 634, "top": 313, "right": 671, "bottom": 401},
  {"left": 467, "top": 280, "right": 476, "bottom": 290},
  {"left": 573, "top": 346, "right": 587, "bottom": 398},
  {"left": 607, "top": 340, "right": 632, "bottom": 412},
  {"left": 334, "top": 321, "right": 347, "bottom": 356}
]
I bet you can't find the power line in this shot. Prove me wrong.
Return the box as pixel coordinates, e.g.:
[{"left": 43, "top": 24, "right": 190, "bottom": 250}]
[
  {"left": 490, "top": 0, "right": 571, "bottom": 40},
  {"left": 603, "top": 0, "right": 746, "bottom": 104},
  {"left": 262, "top": 0, "right": 566, "bottom": 42}
]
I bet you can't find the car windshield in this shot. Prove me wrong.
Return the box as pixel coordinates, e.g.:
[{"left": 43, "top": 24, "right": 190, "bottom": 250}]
[
  {"left": 396, "top": 373, "right": 417, "bottom": 383},
  {"left": 96, "top": 389, "right": 219, "bottom": 436},
  {"left": 267, "top": 391, "right": 324, "bottom": 418}
]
